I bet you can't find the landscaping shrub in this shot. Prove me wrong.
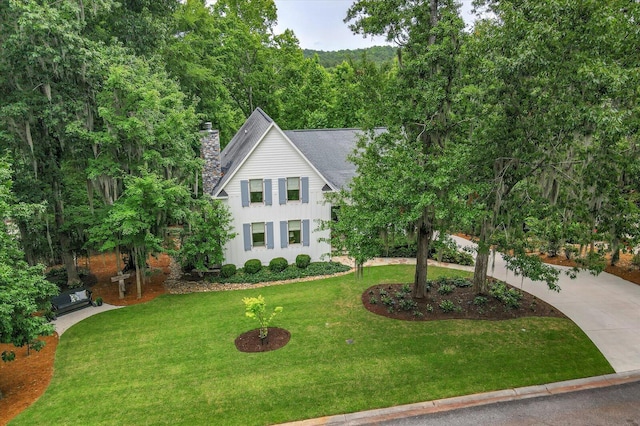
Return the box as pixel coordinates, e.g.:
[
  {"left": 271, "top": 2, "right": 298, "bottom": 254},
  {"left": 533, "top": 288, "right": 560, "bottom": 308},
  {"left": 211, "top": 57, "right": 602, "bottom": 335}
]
[
  {"left": 439, "top": 299, "right": 456, "bottom": 312},
  {"left": 376, "top": 237, "right": 474, "bottom": 266},
  {"left": 473, "top": 296, "right": 488, "bottom": 306},
  {"left": 452, "top": 277, "right": 472, "bottom": 287},
  {"left": 575, "top": 251, "right": 606, "bottom": 274},
  {"left": 398, "top": 298, "right": 418, "bottom": 311},
  {"left": 269, "top": 257, "right": 289, "bottom": 273},
  {"left": 489, "top": 281, "right": 523, "bottom": 309},
  {"left": 295, "top": 254, "right": 311, "bottom": 269},
  {"left": 429, "top": 237, "right": 475, "bottom": 266},
  {"left": 211, "top": 261, "right": 351, "bottom": 284},
  {"left": 437, "top": 283, "right": 455, "bottom": 295},
  {"left": 1, "top": 350, "right": 16, "bottom": 362},
  {"left": 242, "top": 295, "right": 283, "bottom": 340},
  {"left": 221, "top": 264, "right": 237, "bottom": 278},
  {"left": 244, "top": 259, "right": 262, "bottom": 275}
]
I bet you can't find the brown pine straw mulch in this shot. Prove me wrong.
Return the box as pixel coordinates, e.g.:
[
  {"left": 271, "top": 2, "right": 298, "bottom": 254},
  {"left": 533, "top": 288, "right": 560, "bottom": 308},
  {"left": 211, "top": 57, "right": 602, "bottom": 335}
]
[
  {"left": 0, "top": 252, "right": 171, "bottom": 425},
  {"left": 1, "top": 250, "right": 639, "bottom": 425}
]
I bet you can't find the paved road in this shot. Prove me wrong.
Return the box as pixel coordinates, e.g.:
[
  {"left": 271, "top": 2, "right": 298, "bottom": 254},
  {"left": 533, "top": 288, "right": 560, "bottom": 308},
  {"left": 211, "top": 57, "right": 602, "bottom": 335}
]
[{"left": 377, "top": 380, "right": 640, "bottom": 426}]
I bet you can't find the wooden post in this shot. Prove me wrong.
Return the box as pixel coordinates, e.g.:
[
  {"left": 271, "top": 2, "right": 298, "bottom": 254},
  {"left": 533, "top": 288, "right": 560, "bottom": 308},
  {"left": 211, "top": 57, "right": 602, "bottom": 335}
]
[{"left": 111, "top": 273, "right": 131, "bottom": 299}]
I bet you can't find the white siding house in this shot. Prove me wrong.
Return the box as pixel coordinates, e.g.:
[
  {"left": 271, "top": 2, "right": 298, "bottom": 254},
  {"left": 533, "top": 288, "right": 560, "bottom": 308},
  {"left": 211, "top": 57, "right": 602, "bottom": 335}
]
[{"left": 203, "top": 108, "right": 377, "bottom": 267}]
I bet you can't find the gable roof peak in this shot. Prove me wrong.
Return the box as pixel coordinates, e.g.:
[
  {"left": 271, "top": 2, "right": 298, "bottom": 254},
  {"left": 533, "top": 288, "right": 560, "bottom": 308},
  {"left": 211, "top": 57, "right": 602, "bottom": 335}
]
[{"left": 212, "top": 108, "right": 275, "bottom": 195}]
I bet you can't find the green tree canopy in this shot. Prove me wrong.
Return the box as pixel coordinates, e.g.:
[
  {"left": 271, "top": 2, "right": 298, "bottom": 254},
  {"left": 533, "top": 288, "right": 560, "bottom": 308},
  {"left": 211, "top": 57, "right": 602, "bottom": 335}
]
[{"left": 0, "top": 157, "right": 58, "bottom": 389}]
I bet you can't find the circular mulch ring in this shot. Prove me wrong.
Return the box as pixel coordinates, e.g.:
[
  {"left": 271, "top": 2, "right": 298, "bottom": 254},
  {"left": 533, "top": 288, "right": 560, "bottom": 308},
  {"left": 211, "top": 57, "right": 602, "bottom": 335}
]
[{"left": 235, "top": 327, "right": 291, "bottom": 353}]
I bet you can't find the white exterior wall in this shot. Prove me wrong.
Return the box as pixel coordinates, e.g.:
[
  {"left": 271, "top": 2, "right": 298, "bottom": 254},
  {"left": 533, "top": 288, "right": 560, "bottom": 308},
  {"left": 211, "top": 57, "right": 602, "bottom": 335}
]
[{"left": 221, "top": 127, "right": 332, "bottom": 266}]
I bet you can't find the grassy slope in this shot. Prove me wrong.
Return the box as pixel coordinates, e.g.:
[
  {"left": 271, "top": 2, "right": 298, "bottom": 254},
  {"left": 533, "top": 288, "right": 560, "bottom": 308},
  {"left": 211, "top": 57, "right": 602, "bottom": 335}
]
[{"left": 12, "top": 266, "right": 612, "bottom": 425}]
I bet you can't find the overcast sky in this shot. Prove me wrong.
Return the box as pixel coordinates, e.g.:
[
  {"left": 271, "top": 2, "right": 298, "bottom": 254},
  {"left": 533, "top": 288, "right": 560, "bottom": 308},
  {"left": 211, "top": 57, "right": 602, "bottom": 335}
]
[{"left": 273, "top": 0, "right": 477, "bottom": 51}]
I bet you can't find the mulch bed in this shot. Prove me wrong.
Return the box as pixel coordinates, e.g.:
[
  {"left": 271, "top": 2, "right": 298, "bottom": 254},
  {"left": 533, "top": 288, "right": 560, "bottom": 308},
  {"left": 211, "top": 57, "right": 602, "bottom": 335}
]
[
  {"left": 234, "top": 328, "right": 291, "bottom": 353},
  {"left": 362, "top": 282, "right": 566, "bottom": 322}
]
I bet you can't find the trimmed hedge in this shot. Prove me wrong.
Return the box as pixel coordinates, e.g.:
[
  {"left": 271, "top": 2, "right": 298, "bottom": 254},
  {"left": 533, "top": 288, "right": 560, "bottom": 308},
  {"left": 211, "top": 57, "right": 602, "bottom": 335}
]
[
  {"left": 269, "top": 257, "right": 289, "bottom": 273},
  {"left": 296, "top": 254, "right": 311, "bottom": 269},
  {"left": 220, "top": 264, "right": 237, "bottom": 278},
  {"left": 210, "top": 262, "right": 351, "bottom": 284},
  {"left": 244, "top": 259, "right": 262, "bottom": 275}
]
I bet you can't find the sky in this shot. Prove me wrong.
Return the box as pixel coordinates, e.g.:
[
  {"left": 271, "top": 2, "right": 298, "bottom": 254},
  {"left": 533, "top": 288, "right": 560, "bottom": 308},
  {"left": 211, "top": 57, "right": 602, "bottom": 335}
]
[{"left": 273, "top": 0, "right": 477, "bottom": 51}]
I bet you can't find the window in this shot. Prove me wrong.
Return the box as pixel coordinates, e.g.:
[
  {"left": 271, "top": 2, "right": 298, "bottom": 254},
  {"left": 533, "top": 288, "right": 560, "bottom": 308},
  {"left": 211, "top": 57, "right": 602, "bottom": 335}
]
[
  {"left": 331, "top": 206, "right": 340, "bottom": 222},
  {"left": 249, "top": 179, "right": 263, "bottom": 203},
  {"left": 252, "top": 222, "right": 265, "bottom": 247},
  {"left": 287, "top": 177, "right": 300, "bottom": 201},
  {"left": 288, "top": 220, "right": 301, "bottom": 244}
]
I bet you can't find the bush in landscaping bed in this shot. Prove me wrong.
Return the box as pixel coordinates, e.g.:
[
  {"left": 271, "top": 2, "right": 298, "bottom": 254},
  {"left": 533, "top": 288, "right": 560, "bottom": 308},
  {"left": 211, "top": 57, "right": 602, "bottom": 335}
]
[
  {"left": 429, "top": 238, "right": 474, "bottom": 266},
  {"left": 296, "top": 254, "right": 311, "bottom": 269},
  {"left": 220, "top": 264, "right": 237, "bottom": 278},
  {"left": 244, "top": 259, "right": 262, "bottom": 274},
  {"left": 269, "top": 257, "right": 289, "bottom": 273},
  {"left": 377, "top": 237, "right": 474, "bottom": 266},
  {"left": 210, "top": 261, "right": 351, "bottom": 284},
  {"left": 489, "top": 280, "right": 523, "bottom": 309}
]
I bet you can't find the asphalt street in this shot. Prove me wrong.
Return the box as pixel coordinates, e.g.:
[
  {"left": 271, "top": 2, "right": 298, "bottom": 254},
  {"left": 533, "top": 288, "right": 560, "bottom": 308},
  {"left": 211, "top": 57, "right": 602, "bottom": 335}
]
[{"left": 377, "top": 380, "right": 640, "bottom": 426}]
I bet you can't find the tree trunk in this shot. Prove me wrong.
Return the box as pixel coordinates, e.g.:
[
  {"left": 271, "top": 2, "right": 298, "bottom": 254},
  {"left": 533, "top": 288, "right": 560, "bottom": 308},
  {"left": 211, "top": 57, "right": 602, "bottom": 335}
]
[
  {"left": 413, "top": 210, "right": 434, "bottom": 299},
  {"left": 53, "top": 182, "right": 80, "bottom": 286},
  {"left": 134, "top": 248, "right": 142, "bottom": 299},
  {"left": 115, "top": 246, "right": 122, "bottom": 274},
  {"left": 59, "top": 235, "right": 80, "bottom": 286},
  {"left": 610, "top": 239, "right": 620, "bottom": 266},
  {"left": 356, "top": 261, "right": 364, "bottom": 280},
  {"left": 473, "top": 218, "right": 492, "bottom": 294},
  {"left": 610, "top": 224, "right": 620, "bottom": 266}
]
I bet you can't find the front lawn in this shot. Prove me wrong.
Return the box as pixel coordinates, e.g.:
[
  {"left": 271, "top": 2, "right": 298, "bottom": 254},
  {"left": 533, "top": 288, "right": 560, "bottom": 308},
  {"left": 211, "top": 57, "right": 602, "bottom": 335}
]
[{"left": 12, "top": 265, "right": 613, "bottom": 425}]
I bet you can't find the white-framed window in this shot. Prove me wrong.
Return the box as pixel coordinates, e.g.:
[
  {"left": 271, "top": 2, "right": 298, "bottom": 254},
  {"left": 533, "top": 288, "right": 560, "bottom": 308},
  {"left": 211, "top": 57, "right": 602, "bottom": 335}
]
[
  {"left": 244, "top": 222, "right": 273, "bottom": 251},
  {"left": 288, "top": 220, "right": 301, "bottom": 244},
  {"left": 287, "top": 177, "right": 300, "bottom": 201},
  {"left": 249, "top": 179, "right": 263, "bottom": 203},
  {"left": 280, "top": 219, "right": 309, "bottom": 248},
  {"left": 252, "top": 222, "right": 265, "bottom": 247}
]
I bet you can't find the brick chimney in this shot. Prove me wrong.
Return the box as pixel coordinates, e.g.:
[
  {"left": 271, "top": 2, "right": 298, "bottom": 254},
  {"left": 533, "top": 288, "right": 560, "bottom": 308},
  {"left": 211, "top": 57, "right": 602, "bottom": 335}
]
[{"left": 201, "top": 122, "right": 222, "bottom": 196}]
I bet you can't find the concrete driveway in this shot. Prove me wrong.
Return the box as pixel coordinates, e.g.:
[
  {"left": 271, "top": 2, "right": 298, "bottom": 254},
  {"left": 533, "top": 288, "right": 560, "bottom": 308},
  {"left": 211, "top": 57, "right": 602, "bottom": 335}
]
[{"left": 450, "top": 235, "right": 640, "bottom": 373}]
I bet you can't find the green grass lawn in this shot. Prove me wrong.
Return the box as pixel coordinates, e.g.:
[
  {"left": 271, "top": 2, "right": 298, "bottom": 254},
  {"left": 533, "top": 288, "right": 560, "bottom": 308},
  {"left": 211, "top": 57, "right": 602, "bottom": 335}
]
[{"left": 12, "top": 265, "right": 613, "bottom": 425}]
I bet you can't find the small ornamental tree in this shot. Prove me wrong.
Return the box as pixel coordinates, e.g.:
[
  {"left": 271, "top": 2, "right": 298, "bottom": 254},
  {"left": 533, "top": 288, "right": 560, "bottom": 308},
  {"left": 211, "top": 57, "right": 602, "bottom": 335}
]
[
  {"left": 178, "top": 198, "right": 236, "bottom": 271},
  {"left": 242, "top": 296, "right": 283, "bottom": 342},
  {"left": 0, "top": 157, "right": 58, "bottom": 399}
]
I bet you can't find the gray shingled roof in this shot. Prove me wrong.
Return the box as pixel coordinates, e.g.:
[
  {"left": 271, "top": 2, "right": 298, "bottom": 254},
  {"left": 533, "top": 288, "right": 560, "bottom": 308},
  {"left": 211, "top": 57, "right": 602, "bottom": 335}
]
[
  {"left": 214, "top": 107, "right": 383, "bottom": 194},
  {"left": 213, "top": 108, "right": 273, "bottom": 194},
  {"left": 285, "top": 128, "right": 364, "bottom": 190}
]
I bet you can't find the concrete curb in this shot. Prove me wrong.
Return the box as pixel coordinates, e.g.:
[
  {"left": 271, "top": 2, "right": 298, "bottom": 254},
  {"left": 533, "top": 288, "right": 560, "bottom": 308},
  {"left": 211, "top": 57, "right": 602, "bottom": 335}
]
[{"left": 278, "top": 370, "right": 640, "bottom": 425}]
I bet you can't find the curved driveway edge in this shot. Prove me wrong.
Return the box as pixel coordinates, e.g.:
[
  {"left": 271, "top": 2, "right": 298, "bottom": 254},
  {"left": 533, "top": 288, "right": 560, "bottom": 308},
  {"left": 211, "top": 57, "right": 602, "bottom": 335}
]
[
  {"left": 52, "top": 303, "right": 123, "bottom": 335},
  {"left": 449, "top": 235, "right": 640, "bottom": 373}
]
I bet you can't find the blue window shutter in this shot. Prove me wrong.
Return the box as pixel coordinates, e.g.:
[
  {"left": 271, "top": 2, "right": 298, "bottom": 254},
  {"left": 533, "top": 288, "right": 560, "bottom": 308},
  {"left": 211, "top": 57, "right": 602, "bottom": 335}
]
[
  {"left": 301, "top": 177, "right": 309, "bottom": 204},
  {"left": 302, "top": 219, "right": 310, "bottom": 247},
  {"left": 241, "top": 180, "right": 249, "bottom": 207},
  {"left": 243, "top": 223, "right": 251, "bottom": 251},
  {"left": 278, "top": 178, "right": 286, "bottom": 205},
  {"left": 264, "top": 179, "right": 272, "bottom": 205},
  {"left": 280, "top": 221, "right": 288, "bottom": 248},
  {"left": 266, "top": 222, "right": 274, "bottom": 249}
]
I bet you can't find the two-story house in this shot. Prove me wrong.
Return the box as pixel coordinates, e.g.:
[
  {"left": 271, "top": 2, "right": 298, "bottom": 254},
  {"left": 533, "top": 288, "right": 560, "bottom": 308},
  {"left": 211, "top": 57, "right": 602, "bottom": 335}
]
[{"left": 202, "top": 108, "right": 376, "bottom": 266}]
